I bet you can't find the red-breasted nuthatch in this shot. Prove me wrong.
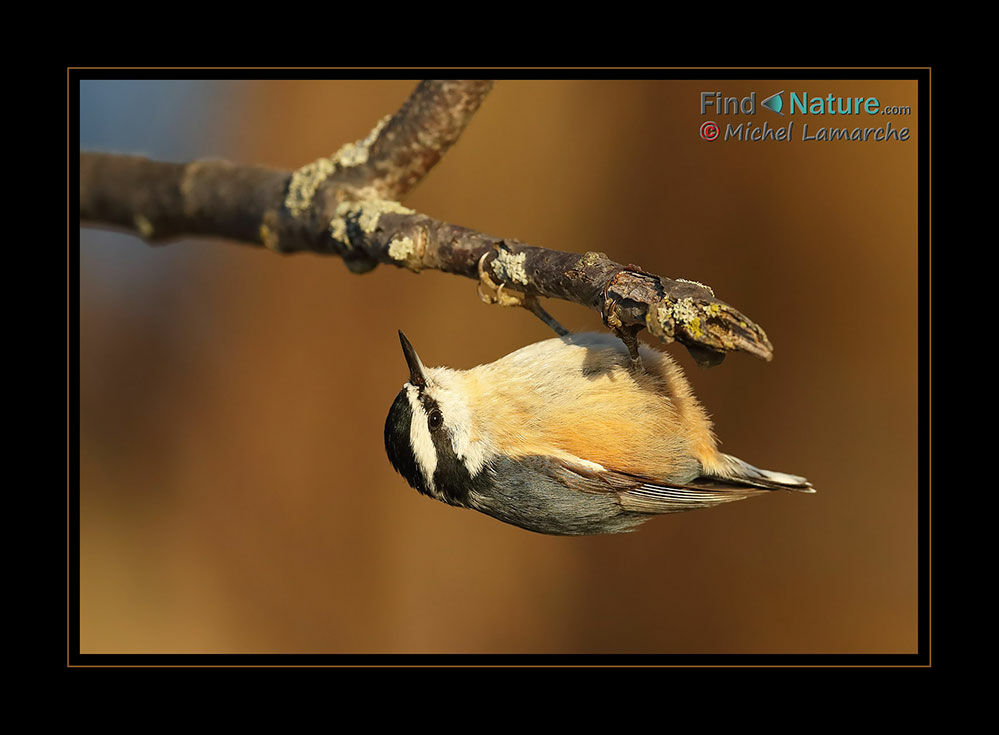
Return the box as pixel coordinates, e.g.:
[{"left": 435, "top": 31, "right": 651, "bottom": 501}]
[{"left": 384, "top": 331, "right": 813, "bottom": 535}]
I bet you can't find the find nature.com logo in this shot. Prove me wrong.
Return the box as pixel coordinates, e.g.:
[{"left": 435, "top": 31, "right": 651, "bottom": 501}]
[{"left": 698, "top": 89, "right": 912, "bottom": 142}]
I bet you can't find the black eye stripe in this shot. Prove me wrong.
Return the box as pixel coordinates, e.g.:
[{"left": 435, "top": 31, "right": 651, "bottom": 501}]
[{"left": 386, "top": 386, "right": 475, "bottom": 509}]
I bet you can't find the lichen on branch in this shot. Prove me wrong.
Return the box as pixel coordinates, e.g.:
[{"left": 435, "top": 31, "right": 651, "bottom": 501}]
[{"left": 78, "top": 79, "right": 774, "bottom": 366}]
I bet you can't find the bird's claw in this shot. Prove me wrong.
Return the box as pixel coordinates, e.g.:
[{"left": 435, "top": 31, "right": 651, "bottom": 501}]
[{"left": 477, "top": 249, "right": 569, "bottom": 337}]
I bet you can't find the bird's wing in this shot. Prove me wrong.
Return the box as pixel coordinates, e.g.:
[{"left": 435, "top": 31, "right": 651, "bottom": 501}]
[
  {"left": 613, "top": 476, "right": 768, "bottom": 513},
  {"left": 546, "top": 453, "right": 810, "bottom": 515}
]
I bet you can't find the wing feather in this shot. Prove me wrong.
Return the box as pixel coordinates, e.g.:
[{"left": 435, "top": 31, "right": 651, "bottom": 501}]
[{"left": 548, "top": 452, "right": 810, "bottom": 515}]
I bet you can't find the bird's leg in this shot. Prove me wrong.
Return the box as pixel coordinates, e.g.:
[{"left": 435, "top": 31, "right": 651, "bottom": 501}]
[
  {"left": 477, "top": 250, "right": 570, "bottom": 337},
  {"left": 614, "top": 324, "right": 645, "bottom": 372},
  {"left": 602, "top": 271, "right": 645, "bottom": 371},
  {"left": 523, "top": 298, "right": 570, "bottom": 337}
]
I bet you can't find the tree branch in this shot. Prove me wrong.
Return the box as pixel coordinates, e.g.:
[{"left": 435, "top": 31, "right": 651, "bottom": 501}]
[
  {"left": 333, "top": 79, "right": 495, "bottom": 199},
  {"left": 79, "top": 80, "right": 773, "bottom": 366}
]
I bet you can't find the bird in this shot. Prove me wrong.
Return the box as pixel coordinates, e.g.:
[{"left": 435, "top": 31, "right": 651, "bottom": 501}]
[{"left": 384, "top": 330, "right": 813, "bottom": 535}]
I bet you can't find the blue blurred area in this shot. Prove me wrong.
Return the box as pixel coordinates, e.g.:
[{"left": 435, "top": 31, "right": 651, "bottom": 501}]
[
  {"left": 79, "top": 80, "right": 247, "bottom": 295},
  {"left": 80, "top": 79, "right": 244, "bottom": 159}
]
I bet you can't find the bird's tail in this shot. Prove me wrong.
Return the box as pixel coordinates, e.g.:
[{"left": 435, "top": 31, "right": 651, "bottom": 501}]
[
  {"left": 615, "top": 452, "right": 813, "bottom": 516},
  {"left": 711, "top": 453, "right": 815, "bottom": 493}
]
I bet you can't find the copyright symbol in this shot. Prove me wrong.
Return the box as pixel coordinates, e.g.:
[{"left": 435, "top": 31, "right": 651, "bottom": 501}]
[{"left": 699, "top": 121, "right": 720, "bottom": 141}]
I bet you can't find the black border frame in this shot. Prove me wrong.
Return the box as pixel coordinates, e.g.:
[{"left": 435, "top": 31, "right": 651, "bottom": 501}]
[{"left": 68, "top": 67, "right": 932, "bottom": 669}]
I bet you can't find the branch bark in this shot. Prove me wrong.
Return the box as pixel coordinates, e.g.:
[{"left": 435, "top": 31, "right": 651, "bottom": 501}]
[{"left": 78, "top": 80, "right": 773, "bottom": 366}]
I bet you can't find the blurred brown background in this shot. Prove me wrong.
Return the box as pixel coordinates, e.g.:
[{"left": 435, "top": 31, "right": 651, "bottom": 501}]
[{"left": 77, "top": 78, "right": 920, "bottom": 654}]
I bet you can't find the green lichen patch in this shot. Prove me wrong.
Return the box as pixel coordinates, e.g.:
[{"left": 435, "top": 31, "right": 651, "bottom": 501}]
[
  {"left": 387, "top": 234, "right": 425, "bottom": 273},
  {"left": 577, "top": 251, "right": 608, "bottom": 268},
  {"left": 647, "top": 295, "right": 726, "bottom": 345},
  {"left": 671, "top": 297, "right": 700, "bottom": 326},
  {"left": 285, "top": 157, "right": 337, "bottom": 217},
  {"left": 284, "top": 115, "right": 393, "bottom": 218},
  {"left": 329, "top": 198, "right": 415, "bottom": 249},
  {"left": 688, "top": 316, "right": 703, "bottom": 338},
  {"left": 646, "top": 298, "right": 675, "bottom": 342},
  {"left": 330, "top": 115, "right": 391, "bottom": 169},
  {"left": 492, "top": 249, "right": 529, "bottom": 285},
  {"left": 388, "top": 236, "right": 415, "bottom": 261},
  {"left": 133, "top": 214, "right": 154, "bottom": 239},
  {"left": 258, "top": 222, "right": 280, "bottom": 251}
]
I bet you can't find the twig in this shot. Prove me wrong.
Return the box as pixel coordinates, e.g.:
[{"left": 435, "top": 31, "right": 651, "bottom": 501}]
[
  {"left": 78, "top": 80, "right": 773, "bottom": 366},
  {"left": 334, "top": 79, "right": 495, "bottom": 199}
]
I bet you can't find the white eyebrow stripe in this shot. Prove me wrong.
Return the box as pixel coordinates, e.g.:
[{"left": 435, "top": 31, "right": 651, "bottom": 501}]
[
  {"left": 423, "top": 369, "right": 495, "bottom": 478},
  {"left": 405, "top": 385, "right": 437, "bottom": 494}
]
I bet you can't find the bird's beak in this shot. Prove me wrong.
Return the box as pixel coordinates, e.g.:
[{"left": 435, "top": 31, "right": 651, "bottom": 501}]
[{"left": 398, "top": 331, "right": 428, "bottom": 388}]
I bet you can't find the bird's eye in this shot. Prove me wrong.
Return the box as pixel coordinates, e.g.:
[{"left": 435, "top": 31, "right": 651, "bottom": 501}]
[{"left": 428, "top": 409, "right": 443, "bottom": 430}]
